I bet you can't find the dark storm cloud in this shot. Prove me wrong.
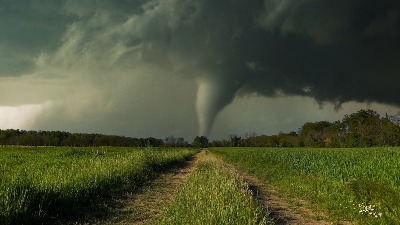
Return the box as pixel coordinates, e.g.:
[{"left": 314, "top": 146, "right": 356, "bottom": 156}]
[
  {"left": 251, "top": 0, "right": 400, "bottom": 107},
  {"left": 0, "top": 0, "right": 69, "bottom": 76},
  {"left": 155, "top": 0, "right": 400, "bottom": 134},
  {"left": 1, "top": 0, "right": 400, "bottom": 137}
]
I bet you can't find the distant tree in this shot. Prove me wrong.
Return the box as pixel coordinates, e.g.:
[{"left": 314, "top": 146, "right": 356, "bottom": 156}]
[
  {"left": 198, "top": 109, "right": 400, "bottom": 148},
  {"left": 192, "top": 136, "right": 209, "bottom": 148},
  {"left": 380, "top": 116, "right": 400, "bottom": 146},
  {"left": 0, "top": 129, "right": 162, "bottom": 147},
  {"left": 164, "top": 136, "right": 189, "bottom": 147},
  {"left": 228, "top": 135, "right": 241, "bottom": 147},
  {"left": 176, "top": 137, "right": 189, "bottom": 147},
  {"left": 164, "top": 135, "right": 177, "bottom": 147},
  {"left": 210, "top": 139, "right": 230, "bottom": 147},
  {"left": 94, "top": 135, "right": 109, "bottom": 146},
  {"left": 299, "top": 121, "right": 332, "bottom": 147},
  {"left": 241, "top": 132, "right": 257, "bottom": 147},
  {"left": 145, "top": 137, "right": 164, "bottom": 147},
  {"left": 277, "top": 131, "right": 299, "bottom": 147},
  {"left": 342, "top": 109, "right": 381, "bottom": 147},
  {"left": 326, "top": 121, "right": 346, "bottom": 147}
]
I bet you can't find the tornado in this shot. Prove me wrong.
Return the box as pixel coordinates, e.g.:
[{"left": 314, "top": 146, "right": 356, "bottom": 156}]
[{"left": 195, "top": 76, "right": 238, "bottom": 137}]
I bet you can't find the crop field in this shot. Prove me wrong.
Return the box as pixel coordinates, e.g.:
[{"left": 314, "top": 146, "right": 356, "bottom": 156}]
[
  {"left": 0, "top": 146, "right": 195, "bottom": 224},
  {"left": 4, "top": 146, "right": 400, "bottom": 225},
  {"left": 212, "top": 147, "right": 400, "bottom": 224}
]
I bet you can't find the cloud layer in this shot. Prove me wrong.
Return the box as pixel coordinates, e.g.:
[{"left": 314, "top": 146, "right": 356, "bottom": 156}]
[{"left": 1, "top": 0, "right": 399, "bottom": 138}]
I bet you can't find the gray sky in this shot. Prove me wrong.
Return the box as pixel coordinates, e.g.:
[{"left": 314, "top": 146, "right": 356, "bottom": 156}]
[{"left": 1, "top": 0, "right": 400, "bottom": 141}]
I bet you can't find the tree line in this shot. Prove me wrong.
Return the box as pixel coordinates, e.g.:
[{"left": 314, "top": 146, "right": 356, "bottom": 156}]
[
  {"left": 0, "top": 130, "right": 165, "bottom": 147},
  {"left": 0, "top": 129, "right": 200, "bottom": 148},
  {"left": 210, "top": 109, "right": 400, "bottom": 148},
  {"left": 2, "top": 109, "right": 399, "bottom": 148}
]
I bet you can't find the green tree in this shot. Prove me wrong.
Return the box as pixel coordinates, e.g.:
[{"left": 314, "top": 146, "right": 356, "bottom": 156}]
[
  {"left": 299, "top": 121, "right": 332, "bottom": 147},
  {"left": 192, "top": 136, "right": 209, "bottom": 148},
  {"left": 164, "top": 135, "right": 177, "bottom": 147},
  {"left": 228, "top": 135, "right": 241, "bottom": 147},
  {"left": 342, "top": 109, "right": 381, "bottom": 147}
]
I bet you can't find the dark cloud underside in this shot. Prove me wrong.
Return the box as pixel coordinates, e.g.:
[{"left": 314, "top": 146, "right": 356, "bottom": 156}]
[{"left": 1, "top": 0, "right": 399, "bottom": 137}]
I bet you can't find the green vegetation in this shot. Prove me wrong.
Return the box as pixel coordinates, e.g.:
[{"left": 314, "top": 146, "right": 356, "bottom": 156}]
[
  {"left": 0, "top": 146, "right": 195, "bottom": 224},
  {"left": 192, "top": 136, "right": 209, "bottom": 148},
  {"left": 3, "top": 109, "right": 400, "bottom": 149},
  {"left": 0, "top": 129, "right": 166, "bottom": 147},
  {"left": 212, "top": 147, "right": 400, "bottom": 224},
  {"left": 211, "top": 109, "right": 400, "bottom": 148},
  {"left": 159, "top": 154, "right": 271, "bottom": 225}
]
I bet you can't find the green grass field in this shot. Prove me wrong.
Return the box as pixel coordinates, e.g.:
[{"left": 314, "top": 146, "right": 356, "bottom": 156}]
[
  {"left": 4, "top": 146, "right": 400, "bottom": 224},
  {"left": 159, "top": 152, "right": 272, "bottom": 225},
  {"left": 0, "top": 146, "right": 195, "bottom": 224},
  {"left": 212, "top": 147, "right": 400, "bottom": 224}
]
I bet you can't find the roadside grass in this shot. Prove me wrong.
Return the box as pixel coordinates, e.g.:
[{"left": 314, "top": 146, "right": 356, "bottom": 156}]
[
  {"left": 211, "top": 147, "right": 400, "bottom": 224},
  {"left": 0, "top": 146, "right": 195, "bottom": 225},
  {"left": 83, "top": 154, "right": 196, "bottom": 225},
  {"left": 158, "top": 152, "right": 273, "bottom": 225},
  {"left": 71, "top": 171, "right": 181, "bottom": 225}
]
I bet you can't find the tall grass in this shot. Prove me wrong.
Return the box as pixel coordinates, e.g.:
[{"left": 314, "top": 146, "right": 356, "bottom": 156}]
[
  {"left": 159, "top": 155, "right": 272, "bottom": 225},
  {"left": 212, "top": 147, "right": 400, "bottom": 224},
  {"left": 0, "top": 146, "right": 195, "bottom": 224}
]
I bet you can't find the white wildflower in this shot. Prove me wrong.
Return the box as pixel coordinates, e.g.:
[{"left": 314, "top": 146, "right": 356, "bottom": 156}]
[{"left": 355, "top": 203, "right": 382, "bottom": 218}]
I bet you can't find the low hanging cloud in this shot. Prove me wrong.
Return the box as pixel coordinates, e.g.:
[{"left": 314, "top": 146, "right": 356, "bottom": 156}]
[
  {"left": 1, "top": 0, "right": 399, "bottom": 138},
  {"left": 0, "top": 102, "right": 51, "bottom": 129}
]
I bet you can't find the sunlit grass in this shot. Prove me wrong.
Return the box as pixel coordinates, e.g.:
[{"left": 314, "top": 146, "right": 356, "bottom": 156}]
[
  {"left": 159, "top": 154, "right": 272, "bottom": 225},
  {"left": 0, "top": 146, "right": 195, "bottom": 224},
  {"left": 212, "top": 147, "right": 400, "bottom": 224}
]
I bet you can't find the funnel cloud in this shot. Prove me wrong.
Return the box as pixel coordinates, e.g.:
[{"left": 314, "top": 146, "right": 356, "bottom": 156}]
[
  {"left": 196, "top": 76, "right": 240, "bottom": 136},
  {"left": 1, "top": 0, "right": 400, "bottom": 139}
]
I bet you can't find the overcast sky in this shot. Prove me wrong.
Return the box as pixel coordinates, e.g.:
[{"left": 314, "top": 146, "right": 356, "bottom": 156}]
[{"left": 1, "top": 0, "right": 400, "bottom": 141}]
